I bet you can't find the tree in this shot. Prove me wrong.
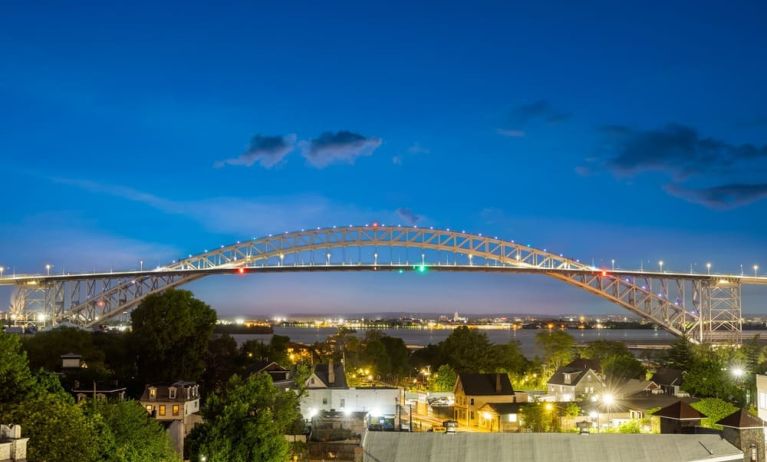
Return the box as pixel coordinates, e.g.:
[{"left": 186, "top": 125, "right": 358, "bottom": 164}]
[
  {"left": 492, "top": 341, "right": 529, "bottom": 374},
  {"left": 440, "top": 326, "right": 494, "bottom": 372},
  {"left": 662, "top": 337, "right": 696, "bottom": 371},
  {"left": 187, "top": 373, "right": 301, "bottom": 462},
  {"left": 362, "top": 338, "right": 391, "bottom": 377},
  {"left": 0, "top": 331, "right": 37, "bottom": 405},
  {"left": 86, "top": 400, "right": 179, "bottom": 462},
  {"left": 690, "top": 398, "right": 740, "bottom": 429},
  {"left": 520, "top": 403, "right": 559, "bottom": 432},
  {"left": 22, "top": 326, "right": 107, "bottom": 373},
  {"left": 130, "top": 289, "right": 217, "bottom": 383},
  {"left": 683, "top": 357, "right": 745, "bottom": 404},
  {"left": 535, "top": 331, "right": 575, "bottom": 370},
  {"left": 201, "top": 334, "right": 242, "bottom": 396},
  {"left": 428, "top": 364, "right": 457, "bottom": 392},
  {"left": 380, "top": 335, "right": 410, "bottom": 377},
  {"left": 583, "top": 340, "right": 645, "bottom": 380},
  {"left": 268, "top": 335, "right": 291, "bottom": 366}
]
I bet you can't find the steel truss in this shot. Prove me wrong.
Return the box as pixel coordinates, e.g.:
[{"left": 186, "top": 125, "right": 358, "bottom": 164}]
[{"left": 8, "top": 225, "right": 742, "bottom": 344}]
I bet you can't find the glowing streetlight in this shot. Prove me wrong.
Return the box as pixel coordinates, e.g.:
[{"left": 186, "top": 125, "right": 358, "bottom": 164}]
[
  {"left": 45, "top": 264, "right": 52, "bottom": 275},
  {"left": 139, "top": 260, "right": 143, "bottom": 271},
  {"left": 611, "top": 259, "right": 615, "bottom": 270},
  {"left": 0, "top": 266, "right": 4, "bottom": 278},
  {"left": 602, "top": 393, "right": 615, "bottom": 406},
  {"left": 374, "top": 252, "right": 378, "bottom": 265},
  {"left": 755, "top": 265, "right": 760, "bottom": 277},
  {"left": 731, "top": 367, "right": 745, "bottom": 379},
  {"left": 658, "top": 260, "right": 664, "bottom": 273},
  {"left": 326, "top": 253, "right": 331, "bottom": 265},
  {"left": 706, "top": 262, "right": 712, "bottom": 275}
]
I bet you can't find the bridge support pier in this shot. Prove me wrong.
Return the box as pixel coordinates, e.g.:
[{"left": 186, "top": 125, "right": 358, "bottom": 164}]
[{"left": 699, "top": 279, "right": 742, "bottom": 344}]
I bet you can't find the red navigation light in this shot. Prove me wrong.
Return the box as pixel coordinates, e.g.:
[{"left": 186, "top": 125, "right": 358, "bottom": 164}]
[
  {"left": 238, "top": 267, "right": 246, "bottom": 274},
  {"left": 372, "top": 221, "right": 379, "bottom": 227},
  {"left": 601, "top": 270, "right": 608, "bottom": 277}
]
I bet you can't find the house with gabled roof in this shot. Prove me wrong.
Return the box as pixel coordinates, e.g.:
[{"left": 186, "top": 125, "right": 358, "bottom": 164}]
[
  {"left": 454, "top": 373, "right": 527, "bottom": 428},
  {"left": 546, "top": 360, "right": 605, "bottom": 402}
]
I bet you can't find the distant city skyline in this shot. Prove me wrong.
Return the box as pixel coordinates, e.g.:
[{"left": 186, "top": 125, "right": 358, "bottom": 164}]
[{"left": 1, "top": 1, "right": 766, "bottom": 316}]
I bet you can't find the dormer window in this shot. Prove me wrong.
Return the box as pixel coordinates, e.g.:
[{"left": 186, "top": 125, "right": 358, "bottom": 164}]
[
  {"left": 564, "top": 373, "right": 572, "bottom": 385},
  {"left": 169, "top": 387, "right": 176, "bottom": 399},
  {"left": 149, "top": 387, "right": 157, "bottom": 400}
]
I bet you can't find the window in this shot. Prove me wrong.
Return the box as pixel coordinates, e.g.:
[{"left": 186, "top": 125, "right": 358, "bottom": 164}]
[
  {"left": 340, "top": 398, "right": 345, "bottom": 408},
  {"left": 159, "top": 405, "right": 166, "bottom": 416},
  {"left": 146, "top": 405, "right": 153, "bottom": 413},
  {"left": 759, "top": 392, "right": 767, "bottom": 410},
  {"left": 172, "top": 405, "right": 180, "bottom": 416},
  {"left": 148, "top": 387, "right": 157, "bottom": 399},
  {"left": 470, "top": 411, "right": 474, "bottom": 420},
  {"left": 322, "top": 397, "right": 328, "bottom": 405},
  {"left": 169, "top": 388, "right": 176, "bottom": 399},
  {"left": 470, "top": 398, "right": 474, "bottom": 406}
]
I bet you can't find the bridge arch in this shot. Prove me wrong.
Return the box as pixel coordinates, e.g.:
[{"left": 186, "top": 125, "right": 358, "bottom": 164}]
[{"left": 16, "top": 225, "right": 741, "bottom": 343}]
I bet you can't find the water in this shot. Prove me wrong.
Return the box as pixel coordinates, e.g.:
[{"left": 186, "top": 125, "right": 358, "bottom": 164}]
[{"left": 230, "top": 326, "right": 682, "bottom": 358}]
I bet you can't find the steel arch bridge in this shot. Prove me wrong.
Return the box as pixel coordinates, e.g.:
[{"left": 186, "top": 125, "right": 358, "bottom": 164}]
[{"left": 2, "top": 225, "right": 764, "bottom": 344}]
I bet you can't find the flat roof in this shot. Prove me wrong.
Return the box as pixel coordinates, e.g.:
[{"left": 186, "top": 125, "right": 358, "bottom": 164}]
[{"left": 362, "top": 432, "right": 742, "bottom": 462}]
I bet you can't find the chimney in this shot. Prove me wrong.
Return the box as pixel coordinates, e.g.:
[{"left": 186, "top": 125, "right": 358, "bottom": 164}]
[
  {"left": 328, "top": 359, "right": 335, "bottom": 385},
  {"left": 496, "top": 373, "right": 501, "bottom": 393}
]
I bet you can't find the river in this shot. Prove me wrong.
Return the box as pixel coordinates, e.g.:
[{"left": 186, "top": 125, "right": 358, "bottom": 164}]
[{"left": 230, "top": 326, "right": 690, "bottom": 358}]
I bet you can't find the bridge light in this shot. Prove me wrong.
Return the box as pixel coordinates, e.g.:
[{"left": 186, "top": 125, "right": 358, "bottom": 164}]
[
  {"left": 601, "top": 271, "right": 607, "bottom": 277},
  {"left": 706, "top": 262, "right": 712, "bottom": 274},
  {"left": 238, "top": 267, "right": 245, "bottom": 274},
  {"left": 755, "top": 265, "right": 760, "bottom": 277}
]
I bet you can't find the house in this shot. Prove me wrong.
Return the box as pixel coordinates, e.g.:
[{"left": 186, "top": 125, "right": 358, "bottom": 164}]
[
  {"left": 308, "top": 410, "right": 368, "bottom": 462},
  {"left": 72, "top": 380, "right": 126, "bottom": 402},
  {"left": 717, "top": 408, "right": 766, "bottom": 462},
  {"left": 477, "top": 402, "right": 528, "bottom": 432},
  {"left": 139, "top": 381, "right": 202, "bottom": 457},
  {"left": 360, "top": 432, "right": 743, "bottom": 462},
  {"left": 454, "top": 373, "right": 527, "bottom": 428},
  {"left": 756, "top": 374, "right": 767, "bottom": 422},
  {"left": 614, "top": 378, "right": 661, "bottom": 398},
  {"left": 0, "top": 425, "right": 27, "bottom": 462},
  {"left": 306, "top": 360, "right": 348, "bottom": 389},
  {"left": 301, "top": 362, "right": 402, "bottom": 427},
  {"left": 546, "top": 361, "right": 605, "bottom": 402},
  {"left": 651, "top": 367, "right": 685, "bottom": 396},
  {"left": 60, "top": 353, "right": 86, "bottom": 369},
  {"left": 246, "top": 360, "right": 292, "bottom": 389}
]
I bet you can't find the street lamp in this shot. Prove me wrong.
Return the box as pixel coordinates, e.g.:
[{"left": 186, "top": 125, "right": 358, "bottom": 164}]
[
  {"left": 755, "top": 265, "right": 760, "bottom": 277},
  {"left": 0, "top": 266, "right": 4, "bottom": 278},
  {"left": 706, "top": 262, "right": 712, "bottom": 275},
  {"left": 326, "top": 253, "right": 331, "bottom": 265},
  {"left": 45, "top": 264, "right": 52, "bottom": 275},
  {"left": 611, "top": 259, "right": 615, "bottom": 270},
  {"left": 139, "top": 260, "right": 143, "bottom": 271},
  {"left": 658, "top": 260, "right": 664, "bottom": 273},
  {"left": 731, "top": 367, "right": 745, "bottom": 379}
]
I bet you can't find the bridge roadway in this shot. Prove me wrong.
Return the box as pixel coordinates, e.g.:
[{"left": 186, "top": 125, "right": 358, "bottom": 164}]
[{"left": 2, "top": 265, "right": 767, "bottom": 285}]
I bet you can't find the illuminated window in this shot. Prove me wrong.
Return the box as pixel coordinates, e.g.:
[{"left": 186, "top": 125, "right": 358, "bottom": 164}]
[
  {"left": 172, "top": 405, "right": 180, "bottom": 416},
  {"left": 159, "top": 405, "right": 166, "bottom": 416},
  {"left": 149, "top": 387, "right": 157, "bottom": 399},
  {"left": 146, "top": 405, "right": 153, "bottom": 413},
  {"left": 169, "top": 388, "right": 176, "bottom": 399}
]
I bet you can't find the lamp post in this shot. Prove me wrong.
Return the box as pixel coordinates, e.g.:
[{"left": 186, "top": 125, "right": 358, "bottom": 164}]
[
  {"left": 611, "top": 259, "right": 615, "bottom": 270},
  {"left": 706, "top": 262, "right": 712, "bottom": 275},
  {"left": 45, "top": 264, "right": 52, "bottom": 276},
  {"left": 755, "top": 265, "right": 760, "bottom": 277},
  {"left": 658, "top": 260, "right": 664, "bottom": 273},
  {"left": 0, "top": 266, "right": 4, "bottom": 278}
]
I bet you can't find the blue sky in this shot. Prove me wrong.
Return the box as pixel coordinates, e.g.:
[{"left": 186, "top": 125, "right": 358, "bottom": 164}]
[{"left": 1, "top": 1, "right": 766, "bottom": 316}]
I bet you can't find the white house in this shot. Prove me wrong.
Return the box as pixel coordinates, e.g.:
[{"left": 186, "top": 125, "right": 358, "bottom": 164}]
[
  {"left": 757, "top": 374, "right": 767, "bottom": 422},
  {"left": 0, "top": 425, "right": 27, "bottom": 462},
  {"left": 300, "top": 361, "right": 402, "bottom": 423}
]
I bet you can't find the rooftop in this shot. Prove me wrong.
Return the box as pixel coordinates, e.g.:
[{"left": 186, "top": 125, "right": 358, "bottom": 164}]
[
  {"left": 457, "top": 373, "right": 514, "bottom": 396},
  {"left": 653, "top": 400, "right": 704, "bottom": 420},
  {"left": 716, "top": 409, "right": 765, "bottom": 429},
  {"left": 361, "top": 432, "right": 742, "bottom": 462}
]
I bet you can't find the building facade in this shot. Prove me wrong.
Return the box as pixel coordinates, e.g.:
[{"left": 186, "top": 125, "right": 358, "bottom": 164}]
[{"left": 454, "top": 373, "right": 527, "bottom": 428}]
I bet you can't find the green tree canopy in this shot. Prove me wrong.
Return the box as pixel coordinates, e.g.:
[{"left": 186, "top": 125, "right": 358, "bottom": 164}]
[
  {"left": 428, "top": 364, "right": 458, "bottom": 392},
  {"left": 582, "top": 340, "right": 645, "bottom": 380},
  {"left": 0, "top": 331, "right": 37, "bottom": 404},
  {"left": 187, "top": 373, "right": 301, "bottom": 462},
  {"left": 535, "top": 330, "right": 575, "bottom": 370},
  {"left": 130, "top": 289, "right": 217, "bottom": 383},
  {"left": 440, "top": 326, "right": 494, "bottom": 372},
  {"left": 86, "top": 400, "right": 179, "bottom": 462},
  {"left": 492, "top": 340, "right": 530, "bottom": 374}
]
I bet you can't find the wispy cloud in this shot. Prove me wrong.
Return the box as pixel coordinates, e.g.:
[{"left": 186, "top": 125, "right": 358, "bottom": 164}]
[
  {"left": 393, "top": 143, "right": 430, "bottom": 165},
  {"left": 301, "top": 131, "right": 382, "bottom": 168},
  {"left": 215, "top": 134, "right": 297, "bottom": 168},
  {"left": 0, "top": 212, "right": 178, "bottom": 273},
  {"left": 52, "top": 177, "right": 422, "bottom": 236},
  {"left": 583, "top": 123, "right": 767, "bottom": 208},
  {"left": 498, "top": 100, "right": 570, "bottom": 138}
]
